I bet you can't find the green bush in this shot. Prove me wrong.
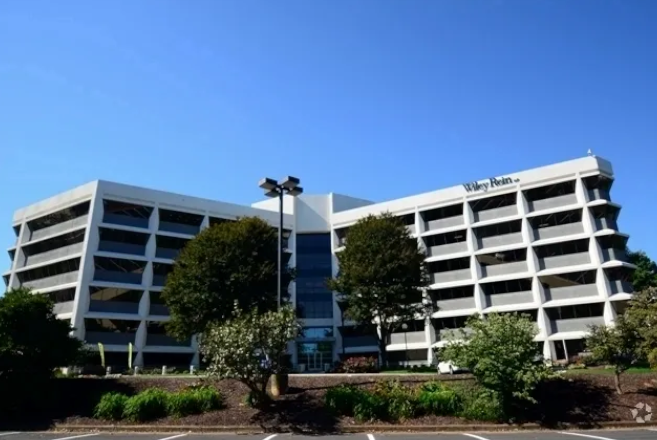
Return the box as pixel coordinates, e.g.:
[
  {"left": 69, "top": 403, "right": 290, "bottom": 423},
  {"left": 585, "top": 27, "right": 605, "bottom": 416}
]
[
  {"left": 94, "top": 392, "right": 129, "bottom": 420},
  {"left": 190, "top": 385, "right": 223, "bottom": 412},
  {"left": 123, "top": 388, "right": 169, "bottom": 422},
  {"left": 458, "top": 389, "right": 503, "bottom": 422},
  {"left": 417, "top": 381, "right": 461, "bottom": 416},
  {"left": 167, "top": 390, "right": 200, "bottom": 418},
  {"left": 353, "top": 392, "right": 387, "bottom": 422},
  {"left": 372, "top": 380, "right": 417, "bottom": 421},
  {"left": 325, "top": 384, "right": 364, "bottom": 416}
]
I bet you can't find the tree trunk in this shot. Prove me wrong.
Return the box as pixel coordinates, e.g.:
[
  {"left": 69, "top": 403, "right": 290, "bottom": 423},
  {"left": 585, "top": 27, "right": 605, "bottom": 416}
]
[
  {"left": 614, "top": 370, "right": 623, "bottom": 394},
  {"left": 378, "top": 331, "right": 388, "bottom": 369}
]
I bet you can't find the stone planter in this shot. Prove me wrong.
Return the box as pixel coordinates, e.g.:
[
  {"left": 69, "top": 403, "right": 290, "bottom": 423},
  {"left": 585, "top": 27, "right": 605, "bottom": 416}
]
[{"left": 270, "top": 372, "right": 289, "bottom": 397}]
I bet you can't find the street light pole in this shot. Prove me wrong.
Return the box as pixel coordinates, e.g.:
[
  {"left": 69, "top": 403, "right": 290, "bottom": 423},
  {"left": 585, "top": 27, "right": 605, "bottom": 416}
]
[{"left": 259, "top": 176, "right": 304, "bottom": 310}]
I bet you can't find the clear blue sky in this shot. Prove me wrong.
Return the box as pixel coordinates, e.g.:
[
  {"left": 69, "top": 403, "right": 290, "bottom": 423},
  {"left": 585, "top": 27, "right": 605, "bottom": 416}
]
[{"left": 1, "top": 0, "right": 656, "bottom": 269}]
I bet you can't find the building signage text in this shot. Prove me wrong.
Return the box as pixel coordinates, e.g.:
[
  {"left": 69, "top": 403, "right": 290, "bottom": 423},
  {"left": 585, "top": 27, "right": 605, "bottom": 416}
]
[{"left": 463, "top": 176, "right": 519, "bottom": 193}]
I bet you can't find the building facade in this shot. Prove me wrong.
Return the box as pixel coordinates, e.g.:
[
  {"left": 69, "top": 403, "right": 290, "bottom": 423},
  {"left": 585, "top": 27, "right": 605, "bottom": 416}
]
[{"left": 3, "top": 155, "right": 635, "bottom": 370}]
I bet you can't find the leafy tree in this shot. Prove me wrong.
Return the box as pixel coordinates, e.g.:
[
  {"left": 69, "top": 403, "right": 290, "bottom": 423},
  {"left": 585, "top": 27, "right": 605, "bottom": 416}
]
[
  {"left": 622, "top": 287, "right": 657, "bottom": 367},
  {"left": 627, "top": 249, "right": 657, "bottom": 292},
  {"left": 200, "top": 303, "right": 300, "bottom": 407},
  {"left": 162, "top": 216, "right": 293, "bottom": 339},
  {"left": 586, "top": 318, "right": 640, "bottom": 394},
  {"left": 0, "top": 288, "right": 83, "bottom": 419},
  {"left": 440, "top": 313, "right": 552, "bottom": 420},
  {"left": 0, "top": 287, "right": 82, "bottom": 380},
  {"left": 327, "top": 213, "right": 430, "bottom": 367}
]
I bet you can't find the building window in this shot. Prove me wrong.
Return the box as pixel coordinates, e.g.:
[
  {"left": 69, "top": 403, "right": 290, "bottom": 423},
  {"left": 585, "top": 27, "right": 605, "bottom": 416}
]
[{"left": 296, "top": 233, "right": 333, "bottom": 319}]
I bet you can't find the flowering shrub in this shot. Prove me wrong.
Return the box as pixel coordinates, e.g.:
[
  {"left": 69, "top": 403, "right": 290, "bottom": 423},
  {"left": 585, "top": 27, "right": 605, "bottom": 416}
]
[{"left": 334, "top": 356, "right": 379, "bottom": 373}]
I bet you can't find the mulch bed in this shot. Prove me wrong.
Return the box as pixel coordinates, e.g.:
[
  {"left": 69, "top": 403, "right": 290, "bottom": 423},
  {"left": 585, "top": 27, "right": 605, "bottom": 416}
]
[{"left": 6, "top": 372, "right": 657, "bottom": 432}]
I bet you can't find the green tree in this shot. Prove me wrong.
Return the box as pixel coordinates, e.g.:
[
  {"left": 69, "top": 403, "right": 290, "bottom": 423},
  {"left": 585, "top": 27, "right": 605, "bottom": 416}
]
[
  {"left": 162, "top": 217, "right": 293, "bottom": 339},
  {"left": 586, "top": 318, "right": 640, "bottom": 394},
  {"left": 440, "top": 313, "right": 552, "bottom": 420},
  {"left": 0, "top": 288, "right": 82, "bottom": 418},
  {"left": 200, "top": 303, "right": 300, "bottom": 407},
  {"left": 327, "top": 213, "right": 430, "bottom": 367},
  {"left": 627, "top": 249, "right": 657, "bottom": 292},
  {"left": 622, "top": 287, "right": 657, "bottom": 367}
]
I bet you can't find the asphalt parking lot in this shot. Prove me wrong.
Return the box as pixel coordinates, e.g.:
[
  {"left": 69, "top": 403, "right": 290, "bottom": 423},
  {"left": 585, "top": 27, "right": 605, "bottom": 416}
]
[{"left": 1, "top": 429, "right": 657, "bottom": 440}]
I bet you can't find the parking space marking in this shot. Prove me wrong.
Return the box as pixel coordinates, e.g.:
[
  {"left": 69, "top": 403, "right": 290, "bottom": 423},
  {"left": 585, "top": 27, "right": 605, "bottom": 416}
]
[
  {"left": 262, "top": 435, "right": 278, "bottom": 440},
  {"left": 558, "top": 432, "right": 617, "bottom": 440},
  {"left": 0, "top": 434, "right": 19, "bottom": 438},
  {"left": 367, "top": 435, "right": 375, "bottom": 440},
  {"left": 52, "top": 435, "right": 99, "bottom": 440},
  {"left": 463, "top": 434, "right": 491, "bottom": 440},
  {"left": 157, "top": 435, "right": 188, "bottom": 440}
]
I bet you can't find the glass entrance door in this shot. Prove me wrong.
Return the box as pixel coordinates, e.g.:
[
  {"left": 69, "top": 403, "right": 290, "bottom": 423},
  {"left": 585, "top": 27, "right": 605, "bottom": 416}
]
[{"left": 297, "top": 342, "right": 333, "bottom": 372}]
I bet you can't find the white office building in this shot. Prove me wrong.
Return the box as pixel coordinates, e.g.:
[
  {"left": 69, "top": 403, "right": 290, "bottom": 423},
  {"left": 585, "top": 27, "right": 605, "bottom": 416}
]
[{"left": 3, "top": 155, "right": 634, "bottom": 370}]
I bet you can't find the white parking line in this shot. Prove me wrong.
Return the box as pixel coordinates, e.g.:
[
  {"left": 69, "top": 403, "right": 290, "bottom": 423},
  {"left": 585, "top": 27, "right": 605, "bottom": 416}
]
[
  {"left": 463, "top": 434, "right": 491, "bottom": 440},
  {"left": 52, "top": 434, "right": 99, "bottom": 440},
  {"left": 558, "top": 432, "right": 617, "bottom": 440},
  {"left": 158, "top": 435, "right": 188, "bottom": 440},
  {"left": 263, "top": 435, "right": 278, "bottom": 440},
  {"left": 0, "top": 434, "right": 19, "bottom": 438},
  {"left": 367, "top": 435, "right": 376, "bottom": 440}
]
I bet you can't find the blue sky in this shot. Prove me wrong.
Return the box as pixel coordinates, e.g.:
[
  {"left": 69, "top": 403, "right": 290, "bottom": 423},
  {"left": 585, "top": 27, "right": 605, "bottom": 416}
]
[{"left": 1, "top": 0, "right": 656, "bottom": 269}]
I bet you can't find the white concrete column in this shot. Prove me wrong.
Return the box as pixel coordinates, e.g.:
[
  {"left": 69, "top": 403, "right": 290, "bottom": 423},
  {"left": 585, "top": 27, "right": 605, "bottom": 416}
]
[
  {"left": 200, "top": 215, "right": 210, "bottom": 230},
  {"left": 604, "top": 300, "right": 617, "bottom": 326},
  {"left": 598, "top": 267, "right": 613, "bottom": 300},
  {"left": 536, "top": 307, "right": 550, "bottom": 340},
  {"left": 574, "top": 175, "right": 589, "bottom": 206},
  {"left": 148, "top": 206, "right": 160, "bottom": 233},
  {"left": 7, "top": 220, "right": 29, "bottom": 289},
  {"left": 142, "top": 261, "right": 154, "bottom": 290},
  {"left": 134, "top": 321, "right": 147, "bottom": 362},
  {"left": 415, "top": 207, "right": 424, "bottom": 235},
  {"left": 473, "top": 283, "right": 485, "bottom": 312},
  {"left": 70, "top": 188, "right": 103, "bottom": 339},
  {"left": 425, "top": 316, "right": 436, "bottom": 364},
  {"left": 138, "top": 289, "right": 150, "bottom": 318}
]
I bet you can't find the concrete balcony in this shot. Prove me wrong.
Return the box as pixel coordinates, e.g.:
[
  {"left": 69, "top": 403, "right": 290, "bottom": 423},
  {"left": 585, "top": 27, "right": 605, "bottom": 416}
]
[
  {"left": 89, "top": 300, "right": 140, "bottom": 315},
  {"left": 601, "top": 248, "right": 627, "bottom": 263},
  {"left": 98, "top": 241, "right": 147, "bottom": 256},
  {"left": 437, "top": 327, "right": 470, "bottom": 341},
  {"left": 85, "top": 331, "right": 136, "bottom": 345},
  {"left": 588, "top": 188, "right": 611, "bottom": 202},
  {"left": 53, "top": 301, "right": 75, "bottom": 315},
  {"left": 146, "top": 334, "right": 191, "bottom": 347},
  {"left": 436, "top": 296, "right": 476, "bottom": 312},
  {"left": 343, "top": 335, "right": 378, "bottom": 348},
  {"left": 93, "top": 270, "right": 143, "bottom": 285},
  {"left": 103, "top": 213, "right": 149, "bottom": 229},
  {"left": 484, "top": 291, "right": 533, "bottom": 307},
  {"left": 431, "top": 269, "right": 471, "bottom": 284},
  {"left": 389, "top": 331, "right": 426, "bottom": 345},
  {"left": 533, "top": 223, "right": 584, "bottom": 241},
  {"left": 427, "top": 241, "right": 467, "bottom": 257},
  {"left": 473, "top": 205, "right": 517, "bottom": 223},
  {"left": 22, "top": 271, "right": 79, "bottom": 290},
  {"left": 425, "top": 216, "right": 464, "bottom": 232},
  {"left": 152, "top": 274, "right": 168, "bottom": 286},
  {"left": 149, "top": 303, "right": 170, "bottom": 316},
  {"left": 155, "top": 248, "right": 180, "bottom": 260},
  {"left": 159, "top": 222, "right": 200, "bottom": 236},
  {"left": 26, "top": 215, "right": 88, "bottom": 243},
  {"left": 538, "top": 252, "right": 591, "bottom": 270},
  {"left": 477, "top": 232, "right": 523, "bottom": 250},
  {"left": 481, "top": 261, "right": 528, "bottom": 278},
  {"left": 21, "top": 242, "right": 84, "bottom": 268},
  {"left": 609, "top": 280, "right": 633, "bottom": 294},
  {"left": 549, "top": 316, "right": 604, "bottom": 334},
  {"left": 544, "top": 284, "right": 598, "bottom": 302},
  {"left": 527, "top": 194, "right": 578, "bottom": 213},
  {"left": 594, "top": 217, "right": 618, "bottom": 231}
]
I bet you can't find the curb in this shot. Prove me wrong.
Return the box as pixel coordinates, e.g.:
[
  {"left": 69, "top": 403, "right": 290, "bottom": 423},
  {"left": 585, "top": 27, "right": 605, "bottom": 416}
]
[{"left": 51, "top": 421, "right": 657, "bottom": 434}]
